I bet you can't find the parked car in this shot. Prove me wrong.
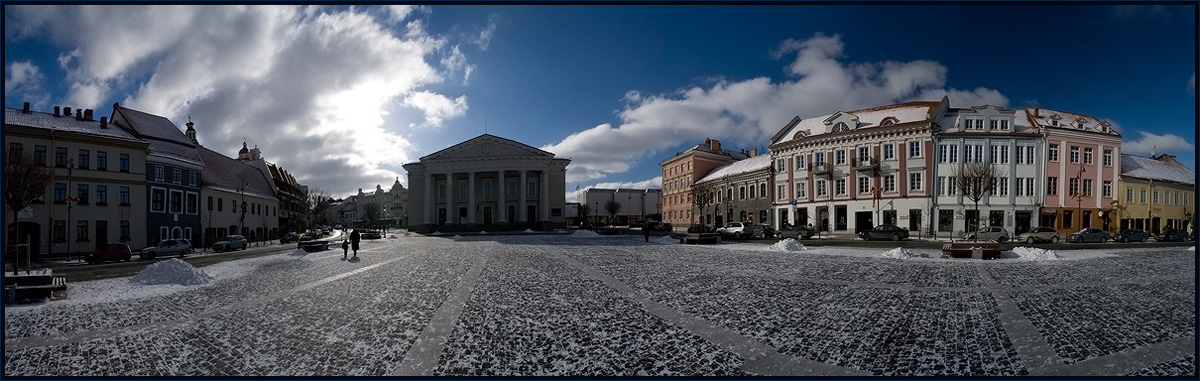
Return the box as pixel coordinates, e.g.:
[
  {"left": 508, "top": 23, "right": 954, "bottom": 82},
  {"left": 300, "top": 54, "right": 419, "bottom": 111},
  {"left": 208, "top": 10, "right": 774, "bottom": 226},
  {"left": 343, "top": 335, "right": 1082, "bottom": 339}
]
[
  {"left": 211, "top": 235, "right": 248, "bottom": 252},
  {"left": 716, "top": 222, "right": 753, "bottom": 239},
  {"left": 644, "top": 220, "right": 673, "bottom": 232},
  {"left": 859, "top": 224, "right": 910, "bottom": 241},
  {"left": 777, "top": 223, "right": 816, "bottom": 240},
  {"left": 86, "top": 243, "right": 132, "bottom": 264},
  {"left": 300, "top": 231, "right": 320, "bottom": 241},
  {"left": 1157, "top": 229, "right": 1189, "bottom": 242},
  {"left": 751, "top": 223, "right": 776, "bottom": 238},
  {"left": 1066, "top": 228, "right": 1110, "bottom": 243},
  {"left": 140, "top": 239, "right": 192, "bottom": 259},
  {"left": 361, "top": 230, "right": 382, "bottom": 240},
  {"left": 1113, "top": 229, "right": 1150, "bottom": 243},
  {"left": 966, "top": 226, "right": 1010, "bottom": 243},
  {"left": 280, "top": 232, "right": 300, "bottom": 244},
  {"left": 1016, "top": 227, "right": 1060, "bottom": 244}
]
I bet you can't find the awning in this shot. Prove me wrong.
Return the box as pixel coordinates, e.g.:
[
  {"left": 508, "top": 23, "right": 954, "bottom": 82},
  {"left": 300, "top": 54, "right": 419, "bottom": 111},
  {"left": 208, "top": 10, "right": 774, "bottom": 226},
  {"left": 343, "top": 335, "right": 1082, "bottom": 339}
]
[{"left": 1041, "top": 208, "right": 1056, "bottom": 215}]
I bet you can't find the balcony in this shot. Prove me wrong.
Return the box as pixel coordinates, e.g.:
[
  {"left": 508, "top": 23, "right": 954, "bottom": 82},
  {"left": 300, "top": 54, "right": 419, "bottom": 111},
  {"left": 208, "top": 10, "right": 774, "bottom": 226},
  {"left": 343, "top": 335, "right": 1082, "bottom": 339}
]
[
  {"left": 811, "top": 162, "right": 830, "bottom": 175},
  {"left": 854, "top": 157, "right": 876, "bottom": 169}
]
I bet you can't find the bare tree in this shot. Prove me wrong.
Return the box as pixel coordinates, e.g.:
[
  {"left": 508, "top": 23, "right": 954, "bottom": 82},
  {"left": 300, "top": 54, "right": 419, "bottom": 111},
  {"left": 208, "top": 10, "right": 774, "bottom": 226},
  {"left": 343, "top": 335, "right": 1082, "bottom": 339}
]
[
  {"left": 693, "top": 190, "right": 711, "bottom": 230},
  {"left": 922, "top": 196, "right": 937, "bottom": 240},
  {"left": 954, "top": 161, "right": 1000, "bottom": 237},
  {"left": 362, "top": 203, "right": 381, "bottom": 229},
  {"left": 5, "top": 150, "right": 53, "bottom": 274},
  {"left": 604, "top": 199, "right": 622, "bottom": 226},
  {"left": 304, "top": 188, "right": 332, "bottom": 230}
]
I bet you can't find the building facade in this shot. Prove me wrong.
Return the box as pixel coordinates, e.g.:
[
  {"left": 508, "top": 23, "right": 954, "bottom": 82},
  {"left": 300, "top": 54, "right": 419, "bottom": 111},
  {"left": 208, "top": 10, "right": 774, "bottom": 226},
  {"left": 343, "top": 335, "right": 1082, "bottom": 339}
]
[
  {"left": 768, "top": 99, "right": 945, "bottom": 235},
  {"left": 931, "top": 105, "right": 1045, "bottom": 238},
  {"left": 347, "top": 179, "right": 408, "bottom": 229},
  {"left": 577, "top": 188, "right": 661, "bottom": 227},
  {"left": 1031, "top": 108, "right": 1122, "bottom": 232},
  {"left": 659, "top": 138, "right": 747, "bottom": 228},
  {"left": 1116, "top": 154, "right": 1195, "bottom": 234},
  {"left": 694, "top": 153, "right": 773, "bottom": 228},
  {"left": 403, "top": 134, "right": 570, "bottom": 232},
  {"left": 111, "top": 104, "right": 204, "bottom": 247},
  {"left": 4, "top": 104, "right": 150, "bottom": 256},
  {"left": 233, "top": 144, "right": 308, "bottom": 234},
  {"left": 196, "top": 143, "right": 279, "bottom": 247}
]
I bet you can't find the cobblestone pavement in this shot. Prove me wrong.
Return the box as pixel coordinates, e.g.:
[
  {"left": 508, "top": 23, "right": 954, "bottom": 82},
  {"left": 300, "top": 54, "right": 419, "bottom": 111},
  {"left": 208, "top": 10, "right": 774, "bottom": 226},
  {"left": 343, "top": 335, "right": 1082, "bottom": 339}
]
[{"left": 3, "top": 234, "right": 1195, "bottom": 376}]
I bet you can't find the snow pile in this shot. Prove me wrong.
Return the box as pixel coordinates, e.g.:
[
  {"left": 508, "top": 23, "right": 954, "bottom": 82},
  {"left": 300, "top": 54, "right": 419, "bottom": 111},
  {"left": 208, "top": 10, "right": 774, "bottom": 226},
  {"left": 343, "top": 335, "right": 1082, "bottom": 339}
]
[
  {"left": 768, "top": 238, "right": 807, "bottom": 252},
  {"left": 130, "top": 258, "right": 213, "bottom": 286},
  {"left": 288, "top": 248, "right": 308, "bottom": 256},
  {"left": 453, "top": 235, "right": 463, "bottom": 239},
  {"left": 1009, "top": 246, "right": 1059, "bottom": 261},
  {"left": 404, "top": 232, "right": 412, "bottom": 236},
  {"left": 1189, "top": 246, "right": 1196, "bottom": 252},
  {"left": 571, "top": 229, "right": 602, "bottom": 238},
  {"left": 881, "top": 247, "right": 920, "bottom": 259},
  {"left": 431, "top": 231, "right": 443, "bottom": 235},
  {"left": 388, "top": 235, "right": 397, "bottom": 239},
  {"left": 524, "top": 229, "right": 535, "bottom": 233},
  {"left": 652, "top": 235, "right": 678, "bottom": 244},
  {"left": 480, "top": 230, "right": 488, "bottom": 234}
]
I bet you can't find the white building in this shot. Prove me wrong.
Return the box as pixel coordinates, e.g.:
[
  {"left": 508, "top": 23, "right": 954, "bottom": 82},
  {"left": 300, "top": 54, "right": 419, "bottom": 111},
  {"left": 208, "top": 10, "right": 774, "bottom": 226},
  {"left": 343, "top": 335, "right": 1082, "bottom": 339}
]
[
  {"left": 403, "top": 134, "right": 570, "bottom": 232},
  {"left": 347, "top": 179, "right": 407, "bottom": 228},
  {"left": 577, "top": 188, "right": 661, "bottom": 226}
]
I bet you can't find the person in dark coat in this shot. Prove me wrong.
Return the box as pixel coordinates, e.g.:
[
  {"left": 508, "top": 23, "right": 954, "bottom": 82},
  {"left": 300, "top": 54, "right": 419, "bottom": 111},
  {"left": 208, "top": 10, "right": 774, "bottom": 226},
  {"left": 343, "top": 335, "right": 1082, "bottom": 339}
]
[
  {"left": 643, "top": 221, "right": 652, "bottom": 242},
  {"left": 349, "top": 229, "right": 361, "bottom": 257},
  {"left": 341, "top": 239, "right": 350, "bottom": 259}
]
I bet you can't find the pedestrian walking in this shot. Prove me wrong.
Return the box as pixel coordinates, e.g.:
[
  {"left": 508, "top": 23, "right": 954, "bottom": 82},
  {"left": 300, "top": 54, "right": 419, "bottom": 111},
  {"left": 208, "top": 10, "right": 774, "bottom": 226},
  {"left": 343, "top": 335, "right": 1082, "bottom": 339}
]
[
  {"left": 643, "top": 221, "right": 652, "bottom": 242},
  {"left": 341, "top": 239, "right": 349, "bottom": 259},
  {"left": 350, "top": 229, "right": 361, "bottom": 257}
]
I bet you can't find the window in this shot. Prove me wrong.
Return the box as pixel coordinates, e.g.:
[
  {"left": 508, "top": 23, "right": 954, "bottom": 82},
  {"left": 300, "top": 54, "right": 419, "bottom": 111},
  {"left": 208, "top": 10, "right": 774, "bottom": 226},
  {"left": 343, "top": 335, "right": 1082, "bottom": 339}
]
[
  {"left": 1102, "top": 181, "right": 1112, "bottom": 198},
  {"left": 507, "top": 180, "right": 516, "bottom": 196},
  {"left": 483, "top": 181, "right": 493, "bottom": 196},
  {"left": 816, "top": 180, "right": 827, "bottom": 197},
  {"left": 8, "top": 143, "right": 24, "bottom": 158},
  {"left": 949, "top": 145, "right": 958, "bottom": 163},
  {"left": 1000, "top": 120, "right": 1009, "bottom": 130},
  {"left": 833, "top": 122, "right": 849, "bottom": 132},
  {"left": 97, "top": 151, "right": 107, "bottom": 171},
  {"left": 1000, "top": 146, "right": 1009, "bottom": 164},
  {"left": 1139, "top": 189, "right": 1147, "bottom": 203},
  {"left": 120, "top": 154, "right": 130, "bottom": 172},
  {"left": 759, "top": 184, "right": 766, "bottom": 199},
  {"left": 120, "top": 220, "right": 130, "bottom": 241},
  {"left": 151, "top": 188, "right": 166, "bottom": 212},
  {"left": 173, "top": 169, "right": 181, "bottom": 184},
  {"left": 939, "top": 145, "right": 950, "bottom": 163},
  {"left": 53, "top": 220, "right": 66, "bottom": 242},
  {"left": 459, "top": 180, "right": 468, "bottom": 198},
  {"left": 1049, "top": 146, "right": 1059, "bottom": 162},
  {"left": 1069, "top": 178, "right": 1079, "bottom": 196},
  {"left": 208, "top": 196, "right": 214, "bottom": 211},
  {"left": 739, "top": 186, "right": 747, "bottom": 200},
  {"left": 964, "top": 145, "right": 974, "bottom": 163},
  {"left": 749, "top": 185, "right": 756, "bottom": 199},
  {"left": 909, "top": 173, "right": 922, "bottom": 192},
  {"left": 996, "top": 177, "right": 1008, "bottom": 196},
  {"left": 78, "top": 149, "right": 90, "bottom": 169},
  {"left": 795, "top": 155, "right": 805, "bottom": 169},
  {"left": 776, "top": 159, "right": 786, "bottom": 172},
  {"left": 726, "top": 187, "right": 732, "bottom": 200},
  {"left": 527, "top": 181, "right": 537, "bottom": 196},
  {"left": 835, "top": 179, "right": 846, "bottom": 195},
  {"left": 438, "top": 183, "right": 447, "bottom": 197},
  {"left": 908, "top": 141, "right": 922, "bottom": 158},
  {"left": 947, "top": 177, "right": 956, "bottom": 196},
  {"left": 883, "top": 144, "right": 895, "bottom": 160},
  {"left": 797, "top": 181, "right": 807, "bottom": 198},
  {"left": 835, "top": 150, "right": 846, "bottom": 165},
  {"left": 34, "top": 145, "right": 47, "bottom": 165},
  {"left": 155, "top": 166, "right": 164, "bottom": 182},
  {"left": 1103, "top": 150, "right": 1112, "bottom": 167},
  {"left": 189, "top": 172, "right": 197, "bottom": 186},
  {"left": 76, "top": 184, "right": 89, "bottom": 204},
  {"left": 884, "top": 175, "right": 896, "bottom": 192},
  {"left": 1015, "top": 178, "right": 1024, "bottom": 197},
  {"left": 1025, "top": 146, "right": 1034, "bottom": 164},
  {"left": 56, "top": 147, "right": 68, "bottom": 167},
  {"left": 1083, "top": 179, "right": 1093, "bottom": 197},
  {"left": 778, "top": 185, "right": 786, "bottom": 200},
  {"left": 990, "top": 146, "right": 999, "bottom": 164},
  {"left": 186, "top": 192, "right": 199, "bottom": 214},
  {"left": 120, "top": 186, "right": 130, "bottom": 205},
  {"left": 218, "top": 197, "right": 224, "bottom": 211},
  {"left": 1126, "top": 188, "right": 1134, "bottom": 203},
  {"left": 77, "top": 220, "right": 89, "bottom": 242},
  {"left": 1153, "top": 191, "right": 1159, "bottom": 204},
  {"left": 96, "top": 185, "right": 107, "bottom": 205},
  {"left": 1084, "top": 148, "right": 1093, "bottom": 164},
  {"left": 45, "top": 185, "right": 64, "bottom": 206},
  {"left": 859, "top": 177, "right": 871, "bottom": 194},
  {"left": 1070, "top": 146, "right": 1079, "bottom": 163},
  {"left": 858, "top": 147, "right": 869, "bottom": 162},
  {"left": 1047, "top": 177, "right": 1058, "bottom": 195},
  {"left": 1025, "top": 178, "right": 1034, "bottom": 196},
  {"left": 1063, "top": 210, "right": 1073, "bottom": 228},
  {"left": 815, "top": 152, "right": 826, "bottom": 166},
  {"left": 990, "top": 119, "right": 998, "bottom": 130}
]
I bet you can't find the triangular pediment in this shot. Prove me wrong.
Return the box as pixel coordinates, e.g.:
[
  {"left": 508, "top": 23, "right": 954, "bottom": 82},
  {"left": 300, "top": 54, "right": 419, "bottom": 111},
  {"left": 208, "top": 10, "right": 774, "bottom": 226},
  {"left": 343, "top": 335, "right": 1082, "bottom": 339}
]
[{"left": 420, "top": 134, "right": 555, "bottom": 161}]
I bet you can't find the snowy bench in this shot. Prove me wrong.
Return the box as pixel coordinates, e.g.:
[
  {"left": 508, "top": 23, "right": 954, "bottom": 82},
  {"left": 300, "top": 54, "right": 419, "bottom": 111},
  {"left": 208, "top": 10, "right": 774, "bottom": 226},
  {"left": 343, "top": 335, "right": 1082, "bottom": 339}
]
[
  {"left": 942, "top": 242, "right": 1002, "bottom": 260},
  {"left": 5, "top": 275, "right": 67, "bottom": 303}
]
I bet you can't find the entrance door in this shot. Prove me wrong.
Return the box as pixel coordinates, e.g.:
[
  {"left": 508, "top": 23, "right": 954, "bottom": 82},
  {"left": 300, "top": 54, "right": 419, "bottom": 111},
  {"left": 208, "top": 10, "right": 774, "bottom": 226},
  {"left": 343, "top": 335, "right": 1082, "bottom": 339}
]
[
  {"left": 438, "top": 208, "right": 447, "bottom": 225},
  {"left": 483, "top": 207, "right": 493, "bottom": 225},
  {"left": 797, "top": 207, "right": 808, "bottom": 227},
  {"left": 779, "top": 209, "right": 788, "bottom": 227},
  {"left": 96, "top": 220, "right": 108, "bottom": 249},
  {"left": 834, "top": 206, "right": 847, "bottom": 231},
  {"left": 526, "top": 205, "right": 536, "bottom": 222},
  {"left": 1015, "top": 211, "right": 1032, "bottom": 235},
  {"left": 908, "top": 209, "right": 921, "bottom": 232},
  {"left": 507, "top": 206, "right": 515, "bottom": 224},
  {"left": 854, "top": 211, "right": 873, "bottom": 233},
  {"left": 816, "top": 206, "right": 829, "bottom": 231}
]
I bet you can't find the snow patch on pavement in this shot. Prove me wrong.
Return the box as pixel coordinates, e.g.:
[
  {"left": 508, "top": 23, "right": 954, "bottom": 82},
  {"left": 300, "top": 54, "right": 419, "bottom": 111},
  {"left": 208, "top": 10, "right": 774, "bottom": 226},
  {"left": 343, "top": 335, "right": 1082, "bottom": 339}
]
[
  {"left": 881, "top": 247, "right": 920, "bottom": 259},
  {"left": 571, "top": 230, "right": 602, "bottom": 238},
  {"left": 289, "top": 248, "right": 308, "bottom": 256},
  {"left": 1005, "top": 246, "right": 1059, "bottom": 261},
  {"left": 768, "top": 238, "right": 807, "bottom": 252},
  {"left": 130, "top": 258, "right": 213, "bottom": 286},
  {"left": 524, "top": 229, "right": 535, "bottom": 233}
]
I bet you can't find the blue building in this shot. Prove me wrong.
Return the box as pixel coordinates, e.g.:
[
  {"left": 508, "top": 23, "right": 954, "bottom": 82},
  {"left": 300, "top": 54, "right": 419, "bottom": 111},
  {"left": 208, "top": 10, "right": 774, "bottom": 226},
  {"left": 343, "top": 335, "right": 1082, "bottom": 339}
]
[{"left": 110, "top": 103, "right": 204, "bottom": 246}]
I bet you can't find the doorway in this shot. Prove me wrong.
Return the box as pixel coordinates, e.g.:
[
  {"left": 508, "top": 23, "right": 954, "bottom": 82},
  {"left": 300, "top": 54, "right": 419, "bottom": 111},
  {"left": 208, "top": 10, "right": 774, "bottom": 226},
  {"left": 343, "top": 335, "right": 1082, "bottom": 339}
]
[
  {"left": 96, "top": 220, "right": 108, "bottom": 249},
  {"left": 854, "top": 211, "right": 873, "bottom": 233},
  {"left": 1015, "top": 211, "right": 1032, "bottom": 235},
  {"left": 526, "top": 205, "right": 537, "bottom": 223},
  {"left": 834, "top": 206, "right": 847, "bottom": 231},
  {"left": 483, "top": 206, "right": 493, "bottom": 225},
  {"left": 908, "top": 209, "right": 921, "bottom": 232}
]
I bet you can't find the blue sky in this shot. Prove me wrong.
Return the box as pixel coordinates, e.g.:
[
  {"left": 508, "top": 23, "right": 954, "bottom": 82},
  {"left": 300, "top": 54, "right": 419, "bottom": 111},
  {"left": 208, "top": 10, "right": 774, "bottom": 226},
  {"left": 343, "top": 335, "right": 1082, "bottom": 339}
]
[{"left": 5, "top": 4, "right": 1196, "bottom": 199}]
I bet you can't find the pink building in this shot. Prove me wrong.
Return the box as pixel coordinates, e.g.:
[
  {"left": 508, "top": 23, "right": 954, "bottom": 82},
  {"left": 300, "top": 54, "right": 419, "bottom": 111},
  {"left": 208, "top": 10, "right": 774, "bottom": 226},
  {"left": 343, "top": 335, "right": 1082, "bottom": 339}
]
[{"left": 1028, "top": 108, "right": 1122, "bottom": 232}]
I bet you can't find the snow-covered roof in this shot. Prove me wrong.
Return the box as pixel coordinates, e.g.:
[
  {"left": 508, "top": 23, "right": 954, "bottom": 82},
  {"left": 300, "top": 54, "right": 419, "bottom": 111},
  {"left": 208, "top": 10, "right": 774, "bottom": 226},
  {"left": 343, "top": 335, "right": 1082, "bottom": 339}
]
[
  {"left": 113, "top": 105, "right": 203, "bottom": 164},
  {"left": 4, "top": 107, "right": 141, "bottom": 142},
  {"left": 696, "top": 154, "right": 771, "bottom": 184},
  {"left": 1026, "top": 107, "right": 1119, "bottom": 137},
  {"left": 936, "top": 107, "right": 1037, "bottom": 133},
  {"left": 1120, "top": 154, "right": 1195, "bottom": 185},
  {"left": 196, "top": 146, "right": 277, "bottom": 199},
  {"left": 773, "top": 100, "right": 940, "bottom": 145}
]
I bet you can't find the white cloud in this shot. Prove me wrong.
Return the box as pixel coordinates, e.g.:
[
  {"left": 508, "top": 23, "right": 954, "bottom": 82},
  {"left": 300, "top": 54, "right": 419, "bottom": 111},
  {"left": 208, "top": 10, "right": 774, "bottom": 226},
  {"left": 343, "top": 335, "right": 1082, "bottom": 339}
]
[
  {"left": 6, "top": 5, "right": 471, "bottom": 197},
  {"left": 4, "top": 61, "right": 47, "bottom": 106},
  {"left": 565, "top": 176, "right": 662, "bottom": 203},
  {"left": 1189, "top": 72, "right": 1196, "bottom": 95},
  {"left": 543, "top": 33, "right": 1007, "bottom": 183},
  {"left": 1122, "top": 131, "right": 1195, "bottom": 157},
  {"left": 441, "top": 45, "right": 474, "bottom": 85},
  {"left": 471, "top": 13, "right": 499, "bottom": 50}
]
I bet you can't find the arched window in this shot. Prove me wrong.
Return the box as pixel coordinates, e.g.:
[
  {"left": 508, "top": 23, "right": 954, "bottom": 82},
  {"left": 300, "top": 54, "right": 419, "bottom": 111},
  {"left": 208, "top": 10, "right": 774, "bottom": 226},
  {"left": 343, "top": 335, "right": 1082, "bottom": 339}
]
[
  {"left": 833, "top": 122, "right": 850, "bottom": 132},
  {"left": 880, "top": 117, "right": 899, "bottom": 126}
]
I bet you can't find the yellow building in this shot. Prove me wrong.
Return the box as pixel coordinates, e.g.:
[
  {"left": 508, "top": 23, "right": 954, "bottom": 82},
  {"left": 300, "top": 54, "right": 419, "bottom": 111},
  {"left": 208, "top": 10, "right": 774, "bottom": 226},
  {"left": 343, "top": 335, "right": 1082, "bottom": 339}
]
[{"left": 1115, "top": 154, "right": 1195, "bottom": 235}]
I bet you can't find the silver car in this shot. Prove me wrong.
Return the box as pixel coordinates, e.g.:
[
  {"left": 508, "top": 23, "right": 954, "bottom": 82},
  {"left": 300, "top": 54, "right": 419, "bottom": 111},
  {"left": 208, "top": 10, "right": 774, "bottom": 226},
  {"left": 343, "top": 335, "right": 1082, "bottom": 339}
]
[
  {"left": 140, "top": 239, "right": 192, "bottom": 259},
  {"left": 1016, "top": 227, "right": 1060, "bottom": 244},
  {"left": 966, "top": 226, "right": 1010, "bottom": 243}
]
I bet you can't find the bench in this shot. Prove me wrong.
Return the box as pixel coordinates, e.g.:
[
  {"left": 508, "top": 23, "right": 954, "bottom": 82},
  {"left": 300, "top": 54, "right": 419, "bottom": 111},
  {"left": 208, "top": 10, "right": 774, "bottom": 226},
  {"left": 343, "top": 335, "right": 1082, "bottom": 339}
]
[
  {"left": 299, "top": 240, "right": 333, "bottom": 252},
  {"left": 5, "top": 275, "right": 68, "bottom": 303},
  {"left": 942, "top": 242, "right": 1003, "bottom": 260},
  {"left": 680, "top": 233, "right": 722, "bottom": 244}
]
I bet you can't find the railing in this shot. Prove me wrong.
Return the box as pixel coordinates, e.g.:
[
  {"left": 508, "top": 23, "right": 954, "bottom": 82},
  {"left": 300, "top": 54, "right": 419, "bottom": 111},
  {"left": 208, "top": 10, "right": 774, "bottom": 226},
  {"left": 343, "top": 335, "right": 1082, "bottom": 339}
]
[
  {"left": 811, "top": 162, "right": 830, "bottom": 174},
  {"left": 854, "top": 157, "right": 876, "bottom": 169}
]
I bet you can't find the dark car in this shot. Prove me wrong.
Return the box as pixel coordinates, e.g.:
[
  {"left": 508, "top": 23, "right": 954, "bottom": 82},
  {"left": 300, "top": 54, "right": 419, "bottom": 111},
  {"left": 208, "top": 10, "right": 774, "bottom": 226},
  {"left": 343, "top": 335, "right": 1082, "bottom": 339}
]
[
  {"left": 280, "top": 232, "right": 300, "bottom": 244},
  {"left": 1066, "top": 228, "right": 1110, "bottom": 243},
  {"left": 859, "top": 224, "right": 910, "bottom": 241},
  {"left": 644, "top": 220, "right": 673, "bottom": 232},
  {"left": 1114, "top": 229, "right": 1150, "bottom": 243},
  {"left": 361, "top": 230, "right": 382, "bottom": 240},
  {"left": 86, "top": 243, "right": 132, "bottom": 264},
  {"left": 777, "top": 223, "right": 816, "bottom": 239},
  {"left": 1157, "top": 229, "right": 1189, "bottom": 242}
]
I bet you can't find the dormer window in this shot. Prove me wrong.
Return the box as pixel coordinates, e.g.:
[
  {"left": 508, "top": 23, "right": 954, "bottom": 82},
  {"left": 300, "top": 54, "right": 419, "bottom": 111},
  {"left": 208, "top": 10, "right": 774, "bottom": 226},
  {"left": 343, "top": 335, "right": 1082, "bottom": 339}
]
[
  {"left": 880, "top": 117, "right": 898, "bottom": 126},
  {"left": 833, "top": 122, "right": 850, "bottom": 132},
  {"left": 1000, "top": 120, "right": 1009, "bottom": 130},
  {"left": 1051, "top": 120, "right": 1059, "bottom": 127}
]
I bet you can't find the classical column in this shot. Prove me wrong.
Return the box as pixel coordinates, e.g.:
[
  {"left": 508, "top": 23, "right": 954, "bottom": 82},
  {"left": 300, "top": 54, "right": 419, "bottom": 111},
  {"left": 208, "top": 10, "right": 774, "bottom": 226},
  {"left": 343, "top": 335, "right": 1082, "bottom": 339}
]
[
  {"left": 497, "top": 170, "right": 506, "bottom": 223},
  {"left": 519, "top": 170, "right": 527, "bottom": 222},
  {"left": 541, "top": 170, "right": 550, "bottom": 220},
  {"left": 446, "top": 172, "right": 454, "bottom": 224},
  {"left": 468, "top": 171, "right": 476, "bottom": 224},
  {"left": 424, "top": 173, "right": 433, "bottom": 224}
]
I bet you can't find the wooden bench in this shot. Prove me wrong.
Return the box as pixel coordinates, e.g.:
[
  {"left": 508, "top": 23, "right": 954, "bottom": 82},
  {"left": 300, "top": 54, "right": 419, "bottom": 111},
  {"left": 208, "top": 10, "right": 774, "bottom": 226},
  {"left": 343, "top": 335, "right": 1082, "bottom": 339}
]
[
  {"left": 942, "top": 242, "right": 1003, "bottom": 260},
  {"left": 5, "top": 275, "right": 68, "bottom": 303},
  {"left": 680, "top": 233, "right": 722, "bottom": 244}
]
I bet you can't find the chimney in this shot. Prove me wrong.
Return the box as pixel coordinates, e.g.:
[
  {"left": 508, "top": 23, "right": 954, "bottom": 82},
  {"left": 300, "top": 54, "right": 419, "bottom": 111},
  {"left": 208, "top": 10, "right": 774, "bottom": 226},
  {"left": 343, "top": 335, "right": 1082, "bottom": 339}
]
[
  {"left": 54, "top": 106, "right": 61, "bottom": 117},
  {"left": 64, "top": 107, "right": 72, "bottom": 117},
  {"left": 84, "top": 109, "right": 93, "bottom": 121},
  {"left": 75, "top": 108, "right": 83, "bottom": 120},
  {"left": 750, "top": 149, "right": 758, "bottom": 157},
  {"left": 708, "top": 139, "right": 721, "bottom": 152},
  {"left": 22, "top": 102, "right": 30, "bottom": 113},
  {"left": 100, "top": 116, "right": 108, "bottom": 129},
  {"left": 1033, "top": 108, "right": 1039, "bottom": 118}
]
